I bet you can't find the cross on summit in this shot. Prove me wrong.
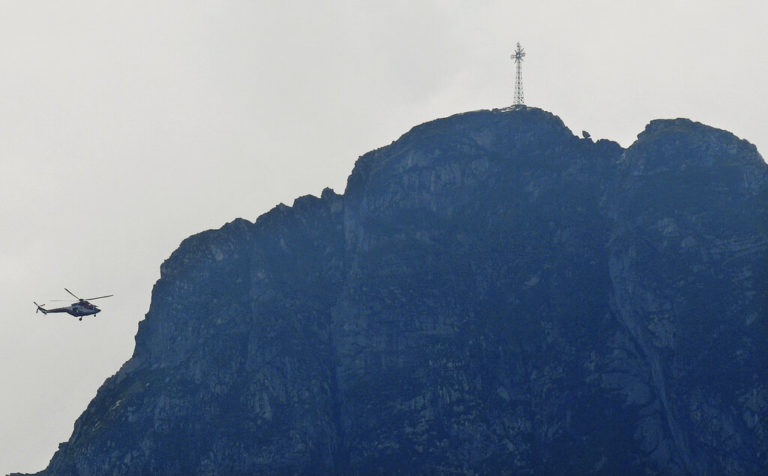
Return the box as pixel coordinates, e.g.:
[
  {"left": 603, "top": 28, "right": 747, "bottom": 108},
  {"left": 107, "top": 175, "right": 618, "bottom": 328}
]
[{"left": 511, "top": 42, "right": 525, "bottom": 106}]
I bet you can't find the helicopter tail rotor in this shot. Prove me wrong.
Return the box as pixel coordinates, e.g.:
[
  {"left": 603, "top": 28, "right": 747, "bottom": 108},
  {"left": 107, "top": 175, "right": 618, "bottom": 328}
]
[{"left": 34, "top": 302, "right": 48, "bottom": 314}]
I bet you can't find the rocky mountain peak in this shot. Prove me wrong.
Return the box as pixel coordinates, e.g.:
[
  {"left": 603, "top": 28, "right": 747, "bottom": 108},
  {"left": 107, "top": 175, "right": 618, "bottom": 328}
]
[
  {"left": 18, "top": 108, "right": 767, "bottom": 475},
  {"left": 626, "top": 117, "right": 765, "bottom": 176}
]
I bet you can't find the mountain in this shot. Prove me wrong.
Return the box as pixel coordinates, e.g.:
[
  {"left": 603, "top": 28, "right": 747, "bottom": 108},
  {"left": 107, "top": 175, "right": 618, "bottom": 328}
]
[{"left": 17, "top": 107, "right": 767, "bottom": 475}]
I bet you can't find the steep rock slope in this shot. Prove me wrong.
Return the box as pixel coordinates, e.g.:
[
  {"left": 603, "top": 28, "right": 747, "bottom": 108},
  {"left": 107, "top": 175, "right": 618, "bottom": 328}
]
[{"left": 23, "top": 107, "right": 767, "bottom": 475}]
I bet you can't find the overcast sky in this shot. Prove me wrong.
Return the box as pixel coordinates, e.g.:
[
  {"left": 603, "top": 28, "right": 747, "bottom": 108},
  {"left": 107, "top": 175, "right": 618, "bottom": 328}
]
[{"left": 2, "top": 1, "right": 766, "bottom": 473}]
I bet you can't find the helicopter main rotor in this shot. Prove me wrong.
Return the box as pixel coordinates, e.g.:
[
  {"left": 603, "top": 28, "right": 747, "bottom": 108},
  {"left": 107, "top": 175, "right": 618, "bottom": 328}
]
[{"left": 65, "top": 288, "right": 114, "bottom": 302}]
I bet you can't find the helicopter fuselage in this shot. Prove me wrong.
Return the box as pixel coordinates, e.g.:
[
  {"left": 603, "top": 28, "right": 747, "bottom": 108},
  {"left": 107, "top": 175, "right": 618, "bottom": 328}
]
[{"left": 65, "top": 302, "right": 101, "bottom": 317}]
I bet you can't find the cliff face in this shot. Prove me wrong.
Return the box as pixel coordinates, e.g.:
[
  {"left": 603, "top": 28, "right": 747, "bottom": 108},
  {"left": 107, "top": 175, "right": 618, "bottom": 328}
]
[{"left": 26, "top": 108, "right": 767, "bottom": 475}]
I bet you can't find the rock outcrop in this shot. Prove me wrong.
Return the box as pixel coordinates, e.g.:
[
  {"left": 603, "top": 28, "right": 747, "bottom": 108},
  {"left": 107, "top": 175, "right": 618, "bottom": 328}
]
[{"left": 20, "top": 107, "right": 767, "bottom": 475}]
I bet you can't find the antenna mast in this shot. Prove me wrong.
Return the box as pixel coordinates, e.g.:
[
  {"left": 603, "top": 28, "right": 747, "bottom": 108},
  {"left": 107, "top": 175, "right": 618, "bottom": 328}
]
[{"left": 511, "top": 42, "right": 525, "bottom": 106}]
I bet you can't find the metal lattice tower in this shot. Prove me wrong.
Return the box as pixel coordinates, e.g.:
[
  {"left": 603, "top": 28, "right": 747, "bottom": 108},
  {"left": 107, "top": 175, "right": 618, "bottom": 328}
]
[{"left": 511, "top": 42, "right": 525, "bottom": 106}]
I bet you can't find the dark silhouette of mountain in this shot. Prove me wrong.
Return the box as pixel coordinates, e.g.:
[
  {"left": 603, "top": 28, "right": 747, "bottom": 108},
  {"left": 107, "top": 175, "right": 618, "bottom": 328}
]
[{"left": 16, "top": 107, "right": 767, "bottom": 475}]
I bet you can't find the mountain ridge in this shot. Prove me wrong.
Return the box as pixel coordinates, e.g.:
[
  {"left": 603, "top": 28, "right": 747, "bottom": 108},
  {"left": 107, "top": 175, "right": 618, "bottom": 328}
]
[{"left": 16, "top": 107, "right": 767, "bottom": 475}]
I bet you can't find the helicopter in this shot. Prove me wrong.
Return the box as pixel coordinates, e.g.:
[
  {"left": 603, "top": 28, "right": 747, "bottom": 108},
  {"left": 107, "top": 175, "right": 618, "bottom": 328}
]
[{"left": 34, "top": 288, "right": 113, "bottom": 321}]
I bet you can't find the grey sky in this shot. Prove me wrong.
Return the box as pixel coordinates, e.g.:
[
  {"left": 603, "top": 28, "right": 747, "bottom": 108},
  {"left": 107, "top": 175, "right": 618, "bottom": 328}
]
[{"left": 2, "top": 1, "right": 765, "bottom": 473}]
